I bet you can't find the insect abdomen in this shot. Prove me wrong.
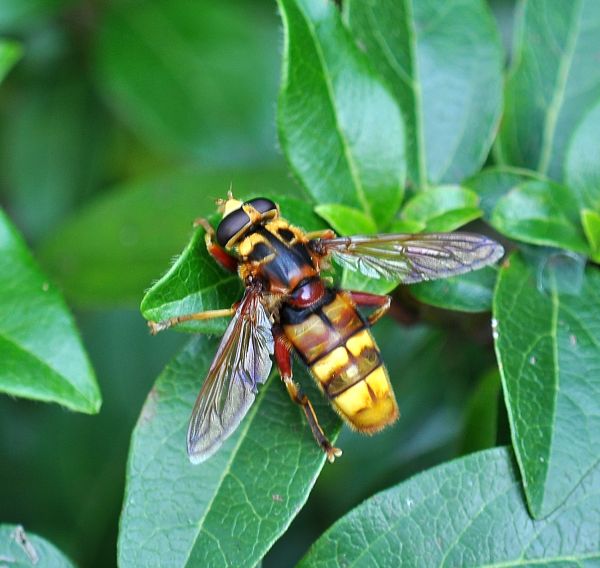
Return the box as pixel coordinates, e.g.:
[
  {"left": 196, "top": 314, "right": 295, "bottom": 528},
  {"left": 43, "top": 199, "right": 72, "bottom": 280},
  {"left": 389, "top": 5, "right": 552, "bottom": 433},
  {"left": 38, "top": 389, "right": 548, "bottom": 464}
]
[{"left": 282, "top": 291, "right": 399, "bottom": 433}]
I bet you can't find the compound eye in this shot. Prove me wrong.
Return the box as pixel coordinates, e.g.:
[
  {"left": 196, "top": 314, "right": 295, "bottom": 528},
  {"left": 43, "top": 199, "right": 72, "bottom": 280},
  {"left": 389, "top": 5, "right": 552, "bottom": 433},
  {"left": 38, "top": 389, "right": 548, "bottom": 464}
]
[
  {"left": 216, "top": 207, "right": 250, "bottom": 247},
  {"left": 246, "top": 197, "right": 276, "bottom": 214}
]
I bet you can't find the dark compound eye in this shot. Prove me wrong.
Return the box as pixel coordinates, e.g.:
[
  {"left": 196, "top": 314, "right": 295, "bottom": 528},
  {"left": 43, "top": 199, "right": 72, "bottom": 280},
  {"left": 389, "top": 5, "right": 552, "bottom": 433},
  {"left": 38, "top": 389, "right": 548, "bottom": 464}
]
[
  {"left": 246, "top": 197, "right": 276, "bottom": 214},
  {"left": 216, "top": 207, "right": 250, "bottom": 247}
]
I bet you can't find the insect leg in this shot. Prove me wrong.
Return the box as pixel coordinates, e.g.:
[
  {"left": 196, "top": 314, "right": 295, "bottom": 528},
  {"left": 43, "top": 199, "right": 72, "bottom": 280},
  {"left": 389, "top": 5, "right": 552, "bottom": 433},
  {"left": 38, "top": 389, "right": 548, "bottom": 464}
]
[
  {"left": 273, "top": 328, "right": 342, "bottom": 463},
  {"left": 348, "top": 291, "right": 391, "bottom": 325},
  {"left": 148, "top": 307, "right": 236, "bottom": 335},
  {"left": 194, "top": 217, "right": 238, "bottom": 273}
]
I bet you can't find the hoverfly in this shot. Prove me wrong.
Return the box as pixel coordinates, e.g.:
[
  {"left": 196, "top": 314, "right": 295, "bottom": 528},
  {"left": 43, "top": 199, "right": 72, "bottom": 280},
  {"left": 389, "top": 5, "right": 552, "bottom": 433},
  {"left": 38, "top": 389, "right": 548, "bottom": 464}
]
[{"left": 149, "top": 194, "right": 503, "bottom": 463}]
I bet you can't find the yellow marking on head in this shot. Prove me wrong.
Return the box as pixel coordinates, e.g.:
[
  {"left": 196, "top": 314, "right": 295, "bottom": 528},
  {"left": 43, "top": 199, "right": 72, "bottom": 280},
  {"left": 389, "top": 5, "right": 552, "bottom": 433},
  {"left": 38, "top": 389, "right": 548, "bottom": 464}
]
[
  {"left": 222, "top": 198, "right": 243, "bottom": 218},
  {"left": 311, "top": 347, "right": 349, "bottom": 384},
  {"left": 346, "top": 329, "right": 375, "bottom": 357}
]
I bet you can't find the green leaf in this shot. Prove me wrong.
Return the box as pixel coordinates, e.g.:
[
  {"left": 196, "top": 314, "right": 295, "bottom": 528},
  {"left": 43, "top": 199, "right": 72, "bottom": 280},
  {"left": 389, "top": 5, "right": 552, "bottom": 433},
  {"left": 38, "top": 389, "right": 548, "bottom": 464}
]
[
  {"left": 38, "top": 167, "right": 299, "bottom": 308},
  {"left": 141, "top": 195, "right": 325, "bottom": 334},
  {"left": 94, "top": 0, "right": 279, "bottom": 164},
  {"left": 496, "top": 0, "right": 600, "bottom": 180},
  {"left": 0, "top": 209, "right": 100, "bottom": 413},
  {"left": 298, "top": 447, "right": 600, "bottom": 566},
  {"left": 0, "top": 39, "right": 21, "bottom": 82},
  {"left": 387, "top": 218, "right": 425, "bottom": 234},
  {"left": 582, "top": 209, "right": 600, "bottom": 262},
  {"left": 340, "top": 270, "right": 399, "bottom": 296},
  {"left": 314, "top": 204, "right": 377, "bottom": 235},
  {"left": 493, "top": 252, "right": 600, "bottom": 517},
  {"left": 0, "top": 69, "right": 111, "bottom": 240},
  {"left": 491, "top": 179, "right": 589, "bottom": 254},
  {"left": 459, "top": 369, "right": 500, "bottom": 455},
  {"left": 400, "top": 185, "right": 482, "bottom": 232},
  {"left": 464, "top": 165, "right": 545, "bottom": 218},
  {"left": 277, "top": 0, "right": 405, "bottom": 229},
  {"left": 140, "top": 219, "right": 242, "bottom": 335},
  {"left": 118, "top": 336, "right": 341, "bottom": 567},
  {"left": 0, "top": 525, "right": 75, "bottom": 567},
  {"left": 565, "top": 99, "right": 600, "bottom": 211},
  {"left": 346, "top": 0, "right": 503, "bottom": 188},
  {"left": 410, "top": 266, "right": 498, "bottom": 313}
]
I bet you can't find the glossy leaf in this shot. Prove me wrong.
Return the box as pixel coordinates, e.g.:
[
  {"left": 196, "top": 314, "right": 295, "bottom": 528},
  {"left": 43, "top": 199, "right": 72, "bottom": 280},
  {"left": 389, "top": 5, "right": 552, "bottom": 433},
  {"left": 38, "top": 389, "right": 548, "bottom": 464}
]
[
  {"left": 494, "top": 252, "right": 600, "bottom": 517},
  {"left": 0, "top": 209, "right": 100, "bottom": 413},
  {"left": 581, "top": 209, "right": 600, "bottom": 262},
  {"left": 118, "top": 336, "right": 341, "bottom": 567},
  {"left": 496, "top": 0, "right": 600, "bottom": 180},
  {"left": 0, "top": 40, "right": 21, "bottom": 81},
  {"left": 0, "top": 525, "right": 74, "bottom": 567},
  {"left": 411, "top": 266, "right": 498, "bottom": 313},
  {"left": 400, "top": 185, "right": 482, "bottom": 232},
  {"left": 94, "top": 0, "right": 279, "bottom": 164},
  {"left": 299, "top": 447, "right": 600, "bottom": 566},
  {"left": 491, "top": 179, "right": 589, "bottom": 254},
  {"left": 39, "top": 167, "right": 300, "bottom": 307},
  {"left": 314, "top": 204, "right": 377, "bottom": 236},
  {"left": 346, "top": 0, "right": 503, "bottom": 188},
  {"left": 464, "top": 165, "right": 545, "bottom": 218},
  {"left": 565, "top": 99, "right": 600, "bottom": 211},
  {"left": 277, "top": 0, "right": 405, "bottom": 229},
  {"left": 141, "top": 195, "right": 325, "bottom": 334}
]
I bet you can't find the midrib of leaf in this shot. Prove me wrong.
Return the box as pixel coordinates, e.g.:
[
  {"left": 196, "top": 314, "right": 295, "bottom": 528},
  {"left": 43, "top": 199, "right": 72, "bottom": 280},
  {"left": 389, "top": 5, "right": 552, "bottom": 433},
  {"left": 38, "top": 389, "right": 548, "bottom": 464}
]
[
  {"left": 540, "top": 275, "right": 560, "bottom": 508},
  {"left": 405, "top": 0, "right": 428, "bottom": 189},
  {"left": 295, "top": 3, "right": 372, "bottom": 219},
  {"left": 182, "top": 371, "right": 274, "bottom": 568},
  {"left": 480, "top": 552, "right": 600, "bottom": 568},
  {"left": 437, "top": 485, "right": 516, "bottom": 568},
  {"left": 346, "top": 481, "right": 516, "bottom": 568},
  {"left": 537, "top": 0, "right": 582, "bottom": 174},
  {"left": 0, "top": 330, "right": 92, "bottom": 406}
]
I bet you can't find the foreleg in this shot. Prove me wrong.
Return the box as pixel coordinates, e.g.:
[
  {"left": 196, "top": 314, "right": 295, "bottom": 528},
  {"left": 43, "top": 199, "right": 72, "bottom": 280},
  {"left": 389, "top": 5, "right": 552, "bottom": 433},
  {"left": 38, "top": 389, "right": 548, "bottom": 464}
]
[{"left": 194, "top": 217, "right": 238, "bottom": 273}]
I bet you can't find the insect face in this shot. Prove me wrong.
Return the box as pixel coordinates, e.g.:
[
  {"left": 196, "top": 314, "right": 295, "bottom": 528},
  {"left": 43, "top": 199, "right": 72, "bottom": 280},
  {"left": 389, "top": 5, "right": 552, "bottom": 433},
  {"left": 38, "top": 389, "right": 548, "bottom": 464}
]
[{"left": 216, "top": 197, "right": 278, "bottom": 249}]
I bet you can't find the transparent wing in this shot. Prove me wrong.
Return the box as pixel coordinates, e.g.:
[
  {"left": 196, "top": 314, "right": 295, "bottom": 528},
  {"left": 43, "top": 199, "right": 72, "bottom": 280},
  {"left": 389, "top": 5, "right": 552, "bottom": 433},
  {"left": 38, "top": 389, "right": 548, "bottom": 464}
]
[
  {"left": 187, "top": 287, "right": 274, "bottom": 464},
  {"left": 317, "top": 232, "right": 504, "bottom": 284}
]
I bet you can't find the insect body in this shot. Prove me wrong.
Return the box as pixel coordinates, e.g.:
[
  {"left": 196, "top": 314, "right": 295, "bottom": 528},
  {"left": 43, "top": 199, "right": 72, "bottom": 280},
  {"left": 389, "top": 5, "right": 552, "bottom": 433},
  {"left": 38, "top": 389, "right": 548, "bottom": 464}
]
[{"left": 149, "top": 194, "right": 504, "bottom": 463}]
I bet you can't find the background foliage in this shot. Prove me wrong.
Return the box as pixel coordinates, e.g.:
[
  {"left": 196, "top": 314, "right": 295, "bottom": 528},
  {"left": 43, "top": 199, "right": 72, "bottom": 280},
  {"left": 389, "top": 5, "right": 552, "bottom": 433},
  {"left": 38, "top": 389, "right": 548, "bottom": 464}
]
[{"left": 1, "top": 0, "right": 599, "bottom": 566}]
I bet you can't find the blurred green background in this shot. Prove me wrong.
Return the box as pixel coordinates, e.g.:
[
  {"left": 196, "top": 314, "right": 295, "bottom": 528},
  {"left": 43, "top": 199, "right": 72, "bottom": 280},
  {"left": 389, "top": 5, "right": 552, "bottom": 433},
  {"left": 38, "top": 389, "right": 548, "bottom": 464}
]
[{"left": 0, "top": 0, "right": 514, "bottom": 566}]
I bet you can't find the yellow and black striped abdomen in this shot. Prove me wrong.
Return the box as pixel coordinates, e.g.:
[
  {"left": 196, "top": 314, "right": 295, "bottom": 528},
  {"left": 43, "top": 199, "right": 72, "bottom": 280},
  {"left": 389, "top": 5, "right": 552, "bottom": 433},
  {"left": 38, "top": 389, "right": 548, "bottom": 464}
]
[{"left": 282, "top": 291, "right": 399, "bottom": 433}]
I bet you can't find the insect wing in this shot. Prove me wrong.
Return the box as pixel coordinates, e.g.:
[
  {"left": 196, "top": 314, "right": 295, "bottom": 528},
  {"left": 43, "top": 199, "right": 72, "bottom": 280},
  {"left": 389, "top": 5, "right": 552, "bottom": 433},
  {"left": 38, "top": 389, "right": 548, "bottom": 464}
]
[
  {"left": 318, "top": 232, "right": 504, "bottom": 283},
  {"left": 187, "top": 289, "right": 274, "bottom": 464}
]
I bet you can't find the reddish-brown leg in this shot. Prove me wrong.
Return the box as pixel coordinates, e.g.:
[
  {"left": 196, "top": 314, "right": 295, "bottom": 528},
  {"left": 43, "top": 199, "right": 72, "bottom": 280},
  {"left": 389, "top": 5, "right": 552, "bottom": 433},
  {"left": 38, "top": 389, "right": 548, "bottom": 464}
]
[
  {"left": 273, "top": 328, "right": 342, "bottom": 463},
  {"left": 194, "top": 217, "right": 238, "bottom": 273},
  {"left": 348, "top": 291, "right": 391, "bottom": 325}
]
